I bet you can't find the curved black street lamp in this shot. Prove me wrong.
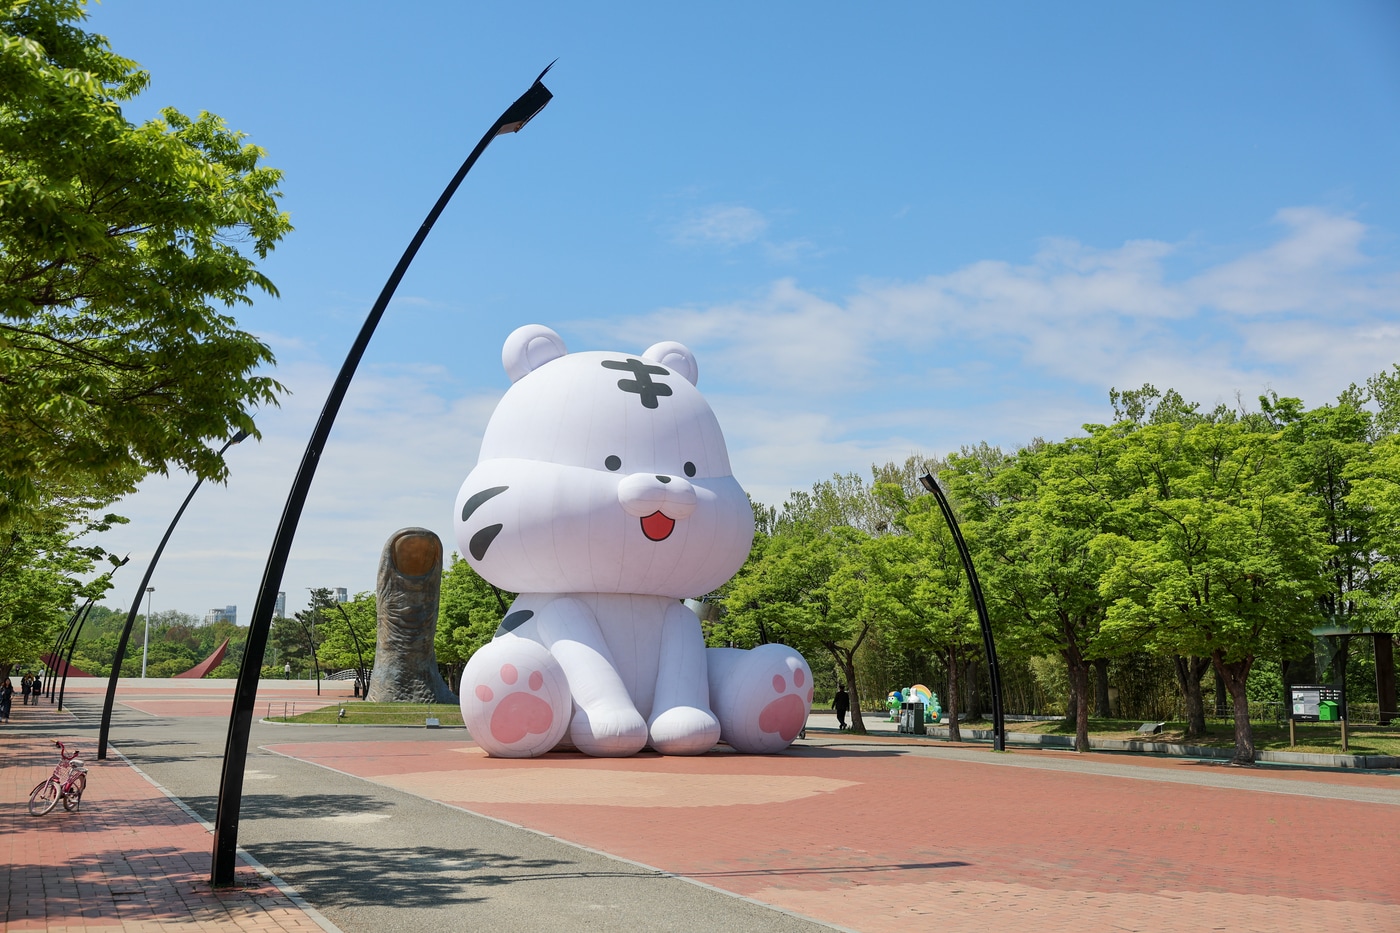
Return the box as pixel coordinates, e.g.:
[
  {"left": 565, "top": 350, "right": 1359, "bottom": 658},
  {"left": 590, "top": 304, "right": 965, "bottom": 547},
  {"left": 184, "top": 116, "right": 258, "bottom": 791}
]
[
  {"left": 211, "top": 64, "right": 555, "bottom": 886},
  {"left": 333, "top": 601, "right": 371, "bottom": 698},
  {"left": 56, "top": 556, "right": 128, "bottom": 712},
  {"left": 918, "top": 472, "right": 1007, "bottom": 751},
  {"left": 97, "top": 429, "right": 250, "bottom": 760}
]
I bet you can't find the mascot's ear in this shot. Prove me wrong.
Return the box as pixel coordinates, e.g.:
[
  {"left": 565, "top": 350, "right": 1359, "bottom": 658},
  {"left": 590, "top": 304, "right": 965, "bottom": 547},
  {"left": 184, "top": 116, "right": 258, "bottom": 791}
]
[
  {"left": 503, "top": 324, "right": 568, "bottom": 383},
  {"left": 642, "top": 340, "right": 699, "bottom": 386}
]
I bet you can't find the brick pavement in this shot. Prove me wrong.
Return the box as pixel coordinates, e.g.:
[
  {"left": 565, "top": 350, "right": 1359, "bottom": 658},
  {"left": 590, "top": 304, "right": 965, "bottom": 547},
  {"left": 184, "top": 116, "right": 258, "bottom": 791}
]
[
  {"left": 8, "top": 678, "right": 1400, "bottom": 932},
  {"left": 1, "top": 698, "right": 337, "bottom": 933},
  {"left": 267, "top": 737, "right": 1400, "bottom": 933}
]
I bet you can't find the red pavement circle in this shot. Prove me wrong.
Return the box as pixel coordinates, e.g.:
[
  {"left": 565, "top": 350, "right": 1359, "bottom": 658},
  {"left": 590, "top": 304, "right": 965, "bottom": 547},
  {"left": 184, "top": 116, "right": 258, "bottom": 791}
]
[{"left": 267, "top": 738, "right": 1400, "bottom": 933}]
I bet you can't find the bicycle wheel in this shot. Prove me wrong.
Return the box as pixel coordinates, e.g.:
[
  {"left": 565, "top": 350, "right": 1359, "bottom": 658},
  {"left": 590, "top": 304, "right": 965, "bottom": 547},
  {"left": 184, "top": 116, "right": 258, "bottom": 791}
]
[
  {"left": 28, "top": 779, "right": 60, "bottom": 816},
  {"left": 62, "top": 773, "right": 87, "bottom": 811}
]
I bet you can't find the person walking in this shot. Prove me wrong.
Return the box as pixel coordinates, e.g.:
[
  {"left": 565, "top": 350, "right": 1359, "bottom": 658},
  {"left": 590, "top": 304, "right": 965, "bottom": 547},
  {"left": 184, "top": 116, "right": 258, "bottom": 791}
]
[
  {"left": 0, "top": 677, "right": 14, "bottom": 723},
  {"left": 833, "top": 685, "right": 850, "bottom": 730},
  {"left": 284, "top": 661, "right": 291, "bottom": 680},
  {"left": 20, "top": 672, "right": 33, "bottom": 705}
]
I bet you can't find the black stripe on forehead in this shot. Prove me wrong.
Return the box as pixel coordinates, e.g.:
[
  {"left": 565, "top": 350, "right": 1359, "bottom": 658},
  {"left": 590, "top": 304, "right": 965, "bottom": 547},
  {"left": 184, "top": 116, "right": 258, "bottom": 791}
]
[{"left": 602, "top": 358, "right": 673, "bottom": 409}]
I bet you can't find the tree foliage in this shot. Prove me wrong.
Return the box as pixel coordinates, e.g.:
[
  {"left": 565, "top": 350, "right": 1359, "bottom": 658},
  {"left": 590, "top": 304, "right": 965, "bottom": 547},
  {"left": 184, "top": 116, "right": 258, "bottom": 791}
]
[
  {"left": 436, "top": 553, "right": 513, "bottom": 679},
  {"left": 0, "top": 0, "right": 292, "bottom": 528}
]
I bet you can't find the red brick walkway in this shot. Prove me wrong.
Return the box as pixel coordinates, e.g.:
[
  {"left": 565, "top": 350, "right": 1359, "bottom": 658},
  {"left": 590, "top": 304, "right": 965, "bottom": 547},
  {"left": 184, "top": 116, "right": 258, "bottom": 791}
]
[
  {"left": 2, "top": 709, "right": 333, "bottom": 933},
  {"left": 267, "top": 737, "right": 1400, "bottom": 933}
]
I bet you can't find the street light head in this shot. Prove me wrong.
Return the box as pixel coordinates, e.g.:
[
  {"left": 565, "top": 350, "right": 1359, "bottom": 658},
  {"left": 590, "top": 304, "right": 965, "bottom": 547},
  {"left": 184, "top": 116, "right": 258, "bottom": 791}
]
[
  {"left": 146, "top": 586, "right": 155, "bottom": 594},
  {"left": 495, "top": 60, "right": 555, "bottom": 136},
  {"left": 918, "top": 473, "right": 937, "bottom": 494},
  {"left": 230, "top": 428, "right": 251, "bottom": 445}
]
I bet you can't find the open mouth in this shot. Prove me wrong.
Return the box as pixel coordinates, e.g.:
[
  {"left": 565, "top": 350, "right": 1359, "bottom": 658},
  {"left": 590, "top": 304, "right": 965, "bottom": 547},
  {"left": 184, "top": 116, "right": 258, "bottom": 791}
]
[{"left": 640, "top": 511, "right": 675, "bottom": 541}]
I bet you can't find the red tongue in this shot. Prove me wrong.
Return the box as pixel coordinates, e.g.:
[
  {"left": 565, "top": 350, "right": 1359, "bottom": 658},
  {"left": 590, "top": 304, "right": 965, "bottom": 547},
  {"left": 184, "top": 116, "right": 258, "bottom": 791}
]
[{"left": 640, "top": 511, "right": 675, "bottom": 541}]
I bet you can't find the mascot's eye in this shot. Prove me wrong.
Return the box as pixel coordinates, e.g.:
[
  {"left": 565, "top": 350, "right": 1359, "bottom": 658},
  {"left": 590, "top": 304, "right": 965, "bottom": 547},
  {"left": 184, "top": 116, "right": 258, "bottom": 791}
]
[
  {"left": 683, "top": 461, "right": 696, "bottom": 477},
  {"left": 605, "top": 455, "right": 622, "bottom": 472}
]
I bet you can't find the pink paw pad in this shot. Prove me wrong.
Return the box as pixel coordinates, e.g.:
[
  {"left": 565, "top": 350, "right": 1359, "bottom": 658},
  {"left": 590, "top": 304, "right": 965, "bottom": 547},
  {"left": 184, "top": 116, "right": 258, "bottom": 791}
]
[
  {"left": 759, "top": 670, "right": 813, "bottom": 742},
  {"left": 473, "top": 663, "right": 555, "bottom": 745}
]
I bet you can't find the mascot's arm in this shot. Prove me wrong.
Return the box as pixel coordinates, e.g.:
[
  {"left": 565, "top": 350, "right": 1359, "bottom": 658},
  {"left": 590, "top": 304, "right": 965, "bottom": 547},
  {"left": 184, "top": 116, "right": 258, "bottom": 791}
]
[
  {"left": 534, "top": 597, "right": 636, "bottom": 715},
  {"left": 650, "top": 601, "right": 714, "bottom": 715}
]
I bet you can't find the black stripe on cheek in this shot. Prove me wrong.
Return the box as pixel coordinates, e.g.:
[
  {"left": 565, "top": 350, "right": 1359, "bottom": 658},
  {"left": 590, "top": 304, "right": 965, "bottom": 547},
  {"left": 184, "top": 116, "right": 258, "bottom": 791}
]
[
  {"left": 461, "top": 485, "right": 509, "bottom": 523},
  {"left": 495, "top": 609, "right": 534, "bottom": 637},
  {"left": 469, "top": 524, "right": 503, "bottom": 561}
]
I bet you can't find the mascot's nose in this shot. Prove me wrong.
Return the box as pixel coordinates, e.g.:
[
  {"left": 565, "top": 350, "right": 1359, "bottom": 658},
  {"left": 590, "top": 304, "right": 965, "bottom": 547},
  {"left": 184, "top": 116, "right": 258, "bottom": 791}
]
[{"left": 618, "top": 472, "right": 697, "bottom": 520}]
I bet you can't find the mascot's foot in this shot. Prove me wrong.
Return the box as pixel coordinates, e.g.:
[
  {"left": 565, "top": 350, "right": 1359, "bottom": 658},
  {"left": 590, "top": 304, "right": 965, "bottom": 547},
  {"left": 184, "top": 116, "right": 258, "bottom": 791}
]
[
  {"left": 461, "top": 639, "right": 570, "bottom": 758},
  {"left": 648, "top": 705, "right": 721, "bottom": 755},
  {"left": 709, "top": 643, "right": 813, "bottom": 754},
  {"left": 570, "top": 705, "right": 648, "bottom": 757}
]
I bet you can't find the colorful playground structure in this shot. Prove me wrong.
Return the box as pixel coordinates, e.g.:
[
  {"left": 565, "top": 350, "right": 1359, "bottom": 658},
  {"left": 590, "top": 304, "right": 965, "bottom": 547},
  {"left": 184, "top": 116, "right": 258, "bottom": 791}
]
[{"left": 886, "top": 684, "right": 941, "bottom": 722}]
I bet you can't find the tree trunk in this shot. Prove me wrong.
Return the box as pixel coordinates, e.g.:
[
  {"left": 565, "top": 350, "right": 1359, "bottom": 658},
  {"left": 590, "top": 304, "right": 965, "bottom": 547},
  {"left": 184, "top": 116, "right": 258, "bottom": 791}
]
[
  {"left": 1093, "top": 658, "right": 1111, "bottom": 718},
  {"left": 1213, "top": 668, "right": 1227, "bottom": 717},
  {"left": 945, "top": 647, "right": 961, "bottom": 742},
  {"left": 1212, "top": 651, "right": 1255, "bottom": 765},
  {"left": 965, "top": 654, "right": 984, "bottom": 722},
  {"left": 1065, "top": 652, "right": 1090, "bottom": 752},
  {"left": 1172, "top": 655, "right": 1210, "bottom": 739},
  {"left": 1376, "top": 635, "right": 1396, "bottom": 727},
  {"left": 831, "top": 648, "right": 866, "bottom": 735}
]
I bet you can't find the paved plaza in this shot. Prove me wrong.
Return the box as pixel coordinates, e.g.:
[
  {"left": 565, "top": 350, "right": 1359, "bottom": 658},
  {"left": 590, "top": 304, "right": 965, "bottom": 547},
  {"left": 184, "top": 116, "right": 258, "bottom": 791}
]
[{"left": 3, "top": 678, "right": 1398, "bottom": 932}]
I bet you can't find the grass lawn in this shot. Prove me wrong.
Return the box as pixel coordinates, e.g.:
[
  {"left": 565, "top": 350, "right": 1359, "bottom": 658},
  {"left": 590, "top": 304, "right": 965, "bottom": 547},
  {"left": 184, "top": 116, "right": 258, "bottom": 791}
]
[
  {"left": 275, "top": 702, "right": 464, "bottom": 727},
  {"left": 988, "top": 717, "right": 1400, "bottom": 756}
]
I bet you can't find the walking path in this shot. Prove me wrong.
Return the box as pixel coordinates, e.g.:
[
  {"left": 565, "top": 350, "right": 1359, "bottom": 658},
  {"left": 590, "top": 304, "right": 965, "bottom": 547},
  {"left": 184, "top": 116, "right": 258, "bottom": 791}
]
[
  {"left": 5, "top": 680, "right": 1399, "bottom": 932},
  {"left": 1, "top": 684, "right": 341, "bottom": 933}
]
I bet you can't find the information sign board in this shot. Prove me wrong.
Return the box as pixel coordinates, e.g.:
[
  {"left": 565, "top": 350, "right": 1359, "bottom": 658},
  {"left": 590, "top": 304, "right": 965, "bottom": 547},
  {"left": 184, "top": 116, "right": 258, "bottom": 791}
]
[{"left": 1287, "top": 684, "right": 1344, "bottom": 721}]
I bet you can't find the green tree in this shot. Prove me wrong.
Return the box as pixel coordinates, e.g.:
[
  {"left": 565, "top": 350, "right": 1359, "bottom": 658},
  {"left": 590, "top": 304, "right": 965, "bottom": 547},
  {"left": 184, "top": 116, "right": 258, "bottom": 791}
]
[
  {"left": 1349, "top": 432, "right": 1400, "bottom": 630},
  {"left": 859, "top": 482, "right": 981, "bottom": 739},
  {"left": 317, "top": 592, "right": 375, "bottom": 687},
  {"left": 1, "top": 0, "right": 292, "bottom": 529},
  {"left": 718, "top": 521, "right": 876, "bottom": 731},
  {"left": 0, "top": 488, "right": 122, "bottom": 677},
  {"left": 945, "top": 433, "right": 1120, "bottom": 753},
  {"left": 1096, "top": 420, "right": 1328, "bottom": 764},
  {"left": 436, "top": 553, "right": 513, "bottom": 681}
]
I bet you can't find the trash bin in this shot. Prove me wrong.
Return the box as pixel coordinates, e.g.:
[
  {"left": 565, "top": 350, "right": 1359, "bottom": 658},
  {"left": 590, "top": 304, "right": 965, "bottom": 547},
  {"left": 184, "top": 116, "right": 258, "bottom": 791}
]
[
  {"left": 1318, "top": 700, "right": 1339, "bottom": 721},
  {"left": 899, "top": 702, "right": 926, "bottom": 735}
]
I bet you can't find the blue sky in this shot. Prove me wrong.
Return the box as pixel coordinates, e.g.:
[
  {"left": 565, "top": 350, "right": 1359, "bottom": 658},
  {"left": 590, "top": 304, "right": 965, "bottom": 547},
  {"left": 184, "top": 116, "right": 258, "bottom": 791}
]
[{"left": 83, "top": 0, "right": 1400, "bottom": 619}]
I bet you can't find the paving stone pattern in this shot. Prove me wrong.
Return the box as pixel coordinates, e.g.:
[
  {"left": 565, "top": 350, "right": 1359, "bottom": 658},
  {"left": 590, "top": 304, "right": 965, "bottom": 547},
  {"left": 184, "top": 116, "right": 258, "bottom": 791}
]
[{"left": 2, "top": 705, "right": 329, "bottom": 933}]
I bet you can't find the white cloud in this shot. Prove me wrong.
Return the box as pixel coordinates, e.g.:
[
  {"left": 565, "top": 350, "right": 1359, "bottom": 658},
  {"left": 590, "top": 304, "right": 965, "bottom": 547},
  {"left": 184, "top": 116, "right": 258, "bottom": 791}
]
[
  {"left": 674, "top": 204, "right": 770, "bottom": 247},
  {"left": 615, "top": 207, "right": 1400, "bottom": 405},
  {"left": 100, "top": 359, "right": 502, "bottom": 620},
  {"left": 96, "top": 207, "right": 1400, "bottom": 617}
]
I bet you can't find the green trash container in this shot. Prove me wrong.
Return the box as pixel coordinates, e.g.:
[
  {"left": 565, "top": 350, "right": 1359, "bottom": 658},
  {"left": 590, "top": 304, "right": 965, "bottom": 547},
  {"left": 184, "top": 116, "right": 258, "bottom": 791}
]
[{"left": 1318, "top": 700, "right": 1339, "bottom": 721}]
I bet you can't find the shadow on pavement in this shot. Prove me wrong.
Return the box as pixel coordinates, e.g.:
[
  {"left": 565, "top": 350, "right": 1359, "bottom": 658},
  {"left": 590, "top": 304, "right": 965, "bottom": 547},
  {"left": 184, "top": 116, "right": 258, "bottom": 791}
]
[
  {"left": 243, "top": 839, "right": 624, "bottom": 907},
  {"left": 177, "top": 793, "right": 395, "bottom": 822}
]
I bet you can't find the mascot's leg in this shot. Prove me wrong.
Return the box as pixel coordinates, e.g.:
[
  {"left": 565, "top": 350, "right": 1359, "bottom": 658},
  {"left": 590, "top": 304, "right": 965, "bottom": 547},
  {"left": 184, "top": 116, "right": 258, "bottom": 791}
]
[
  {"left": 461, "top": 636, "right": 571, "bottom": 758},
  {"left": 647, "top": 601, "right": 721, "bottom": 755},
  {"left": 536, "top": 598, "right": 648, "bottom": 757},
  {"left": 707, "top": 644, "right": 813, "bottom": 754}
]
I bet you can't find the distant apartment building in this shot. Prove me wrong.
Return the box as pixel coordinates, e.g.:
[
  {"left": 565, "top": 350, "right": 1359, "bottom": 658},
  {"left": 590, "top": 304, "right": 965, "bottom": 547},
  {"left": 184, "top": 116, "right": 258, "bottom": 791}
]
[
  {"left": 275, "top": 591, "right": 286, "bottom": 618},
  {"left": 204, "top": 605, "right": 237, "bottom": 625},
  {"left": 335, "top": 587, "right": 348, "bottom": 604}
]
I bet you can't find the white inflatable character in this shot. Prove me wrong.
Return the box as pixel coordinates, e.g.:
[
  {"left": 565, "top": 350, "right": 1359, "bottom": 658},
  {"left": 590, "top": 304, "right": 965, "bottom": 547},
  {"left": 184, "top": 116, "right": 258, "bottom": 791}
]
[{"left": 456, "top": 324, "right": 812, "bottom": 758}]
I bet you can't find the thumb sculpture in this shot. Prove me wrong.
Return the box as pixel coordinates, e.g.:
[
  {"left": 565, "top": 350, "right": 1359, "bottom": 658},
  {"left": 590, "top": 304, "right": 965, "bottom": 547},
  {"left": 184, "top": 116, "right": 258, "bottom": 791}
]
[{"left": 366, "top": 527, "right": 457, "bottom": 703}]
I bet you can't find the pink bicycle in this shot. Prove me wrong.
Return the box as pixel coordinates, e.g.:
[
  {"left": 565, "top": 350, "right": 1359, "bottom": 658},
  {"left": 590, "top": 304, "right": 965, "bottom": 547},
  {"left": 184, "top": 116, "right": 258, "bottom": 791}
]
[{"left": 28, "top": 741, "right": 87, "bottom": 815}]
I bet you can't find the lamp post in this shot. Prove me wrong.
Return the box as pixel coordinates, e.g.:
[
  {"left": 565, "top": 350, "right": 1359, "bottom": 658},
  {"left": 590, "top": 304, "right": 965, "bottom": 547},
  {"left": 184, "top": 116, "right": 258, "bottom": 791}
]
[
  {"left": 141, "top": 587, "right": 154, "bottom": 678},
  {"left": 918, "top": 472, "right": 1007, "bottom": 751},
  {"left": 211, "top": 64, "right": 555, "bottom": 886},
  {"left": 333, "top": 601, "right": 371, "bottom": 698},
  {"left": 98, "top": 429, "right": 250, "bottom": 760},
  {"left": 56, "top": 555, "right": 128, "bottom": 712}
]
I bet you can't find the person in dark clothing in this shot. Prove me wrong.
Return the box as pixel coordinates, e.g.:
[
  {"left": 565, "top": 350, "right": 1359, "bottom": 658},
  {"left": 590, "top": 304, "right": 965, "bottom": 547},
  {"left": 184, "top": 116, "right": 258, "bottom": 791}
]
[{"left": 833, "top": 685, "right": 850, "bottom": 730}]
